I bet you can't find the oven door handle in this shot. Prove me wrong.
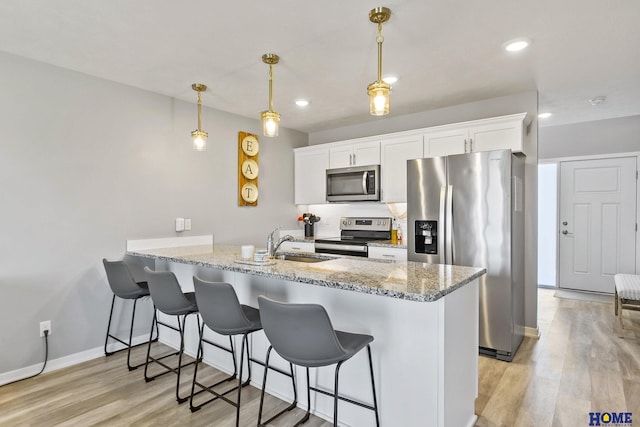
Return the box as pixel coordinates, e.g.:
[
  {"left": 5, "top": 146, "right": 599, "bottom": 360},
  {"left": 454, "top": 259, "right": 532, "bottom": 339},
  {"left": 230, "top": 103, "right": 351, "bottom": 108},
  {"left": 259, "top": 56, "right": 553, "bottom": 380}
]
[{"left": 315, "top": 242, "right": 368, "bottom": 252}]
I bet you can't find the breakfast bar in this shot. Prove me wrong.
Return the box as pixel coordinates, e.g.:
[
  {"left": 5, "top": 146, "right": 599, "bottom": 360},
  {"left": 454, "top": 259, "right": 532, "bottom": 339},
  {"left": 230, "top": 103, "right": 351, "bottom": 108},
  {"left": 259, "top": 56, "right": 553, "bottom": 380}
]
[{"left": 128, "top": 243, "right": 485, "bottom": 427}]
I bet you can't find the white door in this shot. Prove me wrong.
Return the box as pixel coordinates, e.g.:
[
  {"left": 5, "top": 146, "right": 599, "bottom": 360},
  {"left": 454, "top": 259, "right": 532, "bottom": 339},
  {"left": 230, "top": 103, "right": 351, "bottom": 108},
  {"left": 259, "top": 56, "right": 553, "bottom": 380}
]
[{"left": 559, "top": 157, "right": 637, "bottom": 293}]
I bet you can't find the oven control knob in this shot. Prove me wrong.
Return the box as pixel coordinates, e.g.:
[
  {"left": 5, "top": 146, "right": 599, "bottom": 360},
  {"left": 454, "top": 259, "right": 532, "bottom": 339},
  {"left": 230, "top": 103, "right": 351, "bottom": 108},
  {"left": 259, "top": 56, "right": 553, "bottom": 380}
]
[
  {"left": 376, "top": 221, "right": 381, "bottom": 225},
  {"left": 342, "top": 220, "right": 347, "bottom": 225},
  {"left": 348, "top": 221, "right": 351, "bottom": 225},
  {"left": 382, "top": 221, "right": 386, "bottom": 226}
]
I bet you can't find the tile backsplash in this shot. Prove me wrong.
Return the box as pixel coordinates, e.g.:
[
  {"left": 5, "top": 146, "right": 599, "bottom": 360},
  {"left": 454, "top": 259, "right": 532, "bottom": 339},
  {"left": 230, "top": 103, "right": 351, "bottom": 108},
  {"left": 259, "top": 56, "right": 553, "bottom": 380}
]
[{"left": 297, "top": 202, "right": 408, "bottom": 239}]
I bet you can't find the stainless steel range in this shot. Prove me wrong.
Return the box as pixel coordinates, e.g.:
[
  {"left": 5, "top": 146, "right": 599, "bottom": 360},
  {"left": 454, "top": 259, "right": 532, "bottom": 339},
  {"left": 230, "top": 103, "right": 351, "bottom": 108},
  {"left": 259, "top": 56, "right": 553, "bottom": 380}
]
[{"left": 315, "top": 217, "right": 392, "bottom": 257}]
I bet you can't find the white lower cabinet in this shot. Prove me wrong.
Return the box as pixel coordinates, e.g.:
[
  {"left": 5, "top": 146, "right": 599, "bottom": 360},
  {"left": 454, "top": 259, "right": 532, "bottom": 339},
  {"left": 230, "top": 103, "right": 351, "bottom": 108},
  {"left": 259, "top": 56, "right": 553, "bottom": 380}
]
[
  {"left": 368, "top": 246, "right": 408, "bottom": 261},
  {"left": 277, "top": 241, "right": 315, "bottom": 253}
]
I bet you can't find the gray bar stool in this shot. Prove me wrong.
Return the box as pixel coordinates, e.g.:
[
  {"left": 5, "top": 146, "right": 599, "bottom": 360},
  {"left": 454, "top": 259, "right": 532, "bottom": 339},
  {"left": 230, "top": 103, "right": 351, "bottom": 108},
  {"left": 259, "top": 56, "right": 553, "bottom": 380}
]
[
  {"left": 103, "top": 259, "right": 158, "bottom": 370},
  {"left": 257, "top": 296, "right": 380, "bottom": 426},
  {"left": 143, "top": 267, "right": 200, "bottom": 403},
  {"left": 190, "top": 277, "right": 296, "bottom": 426}
]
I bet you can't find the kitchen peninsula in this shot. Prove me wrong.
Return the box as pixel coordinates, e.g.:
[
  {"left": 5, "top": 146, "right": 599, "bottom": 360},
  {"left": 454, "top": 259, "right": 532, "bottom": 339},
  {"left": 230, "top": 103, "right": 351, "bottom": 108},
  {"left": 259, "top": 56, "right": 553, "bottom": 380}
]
[{"left": 127, "top": 242, "right": 485, "bottom": 427}]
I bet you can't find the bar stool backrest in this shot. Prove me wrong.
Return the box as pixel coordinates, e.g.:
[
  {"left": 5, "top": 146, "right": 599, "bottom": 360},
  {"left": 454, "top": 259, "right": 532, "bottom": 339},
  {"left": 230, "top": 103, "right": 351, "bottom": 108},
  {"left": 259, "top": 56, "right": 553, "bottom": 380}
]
[
  {"left": 144, "top": 267, "right": 195, "bottom": 315},
  {"left": 257, "top": 296, "right": 347, "bottom": 367},
  {"left": 193, "top": 277, "right": 255, "bottom": 335},
  {"left": 103, "top": 259, "right": 145, "bottom": 298}
]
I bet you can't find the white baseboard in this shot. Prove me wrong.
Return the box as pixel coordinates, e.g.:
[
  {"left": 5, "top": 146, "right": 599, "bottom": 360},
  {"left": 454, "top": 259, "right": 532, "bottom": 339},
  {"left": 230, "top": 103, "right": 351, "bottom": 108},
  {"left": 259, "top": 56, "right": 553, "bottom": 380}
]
[
  {"left": 0, "top": 334, "right": 149, "bottom": 386},
  {"left": 524, "top": 326, "right": 540, "bottom": 338}
]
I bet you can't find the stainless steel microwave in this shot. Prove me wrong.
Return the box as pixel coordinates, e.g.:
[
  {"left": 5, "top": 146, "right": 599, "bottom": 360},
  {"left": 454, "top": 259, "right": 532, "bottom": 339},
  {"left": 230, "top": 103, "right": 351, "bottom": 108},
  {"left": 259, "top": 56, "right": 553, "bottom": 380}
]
[{"left": 326, "top": 164, "right": 380, "bottom": 202}]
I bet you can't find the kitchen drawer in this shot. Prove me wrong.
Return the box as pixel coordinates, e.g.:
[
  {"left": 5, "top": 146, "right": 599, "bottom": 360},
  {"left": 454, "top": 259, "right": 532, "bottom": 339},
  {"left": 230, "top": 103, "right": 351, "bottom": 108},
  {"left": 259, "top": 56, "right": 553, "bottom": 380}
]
[
  {"left": 368, "top": 246, "right": 407, "bottom": 261},
  {"left": 278, "top": 241, "right": 315, "bottom": 253}
]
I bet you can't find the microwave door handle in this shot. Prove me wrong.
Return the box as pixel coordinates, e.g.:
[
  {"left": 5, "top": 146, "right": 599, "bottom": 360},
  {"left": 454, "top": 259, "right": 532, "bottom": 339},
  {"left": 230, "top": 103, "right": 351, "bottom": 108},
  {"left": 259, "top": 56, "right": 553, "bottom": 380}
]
[{"left": 362, "top": 171, "right": 368, "bottom": 195}]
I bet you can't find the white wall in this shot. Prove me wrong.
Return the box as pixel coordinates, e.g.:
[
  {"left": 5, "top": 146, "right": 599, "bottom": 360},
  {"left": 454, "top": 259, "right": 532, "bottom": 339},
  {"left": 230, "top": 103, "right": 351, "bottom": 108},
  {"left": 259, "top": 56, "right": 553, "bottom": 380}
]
[
  {"left": 308, "top": 92, "right": 540, "bottom": 332},
  {"left": 0, "top": 52, "right": 307, "bottom": 375},
  {"left": 537, "top": 164, "right": 558, "bottom": 286}
]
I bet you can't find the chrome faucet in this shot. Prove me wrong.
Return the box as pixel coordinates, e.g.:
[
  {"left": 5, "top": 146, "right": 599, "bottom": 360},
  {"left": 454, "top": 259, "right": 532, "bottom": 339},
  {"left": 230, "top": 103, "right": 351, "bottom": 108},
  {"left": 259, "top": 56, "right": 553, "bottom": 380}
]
[{"left": 267, "top": 227, "right": 294, "bottom": 257}]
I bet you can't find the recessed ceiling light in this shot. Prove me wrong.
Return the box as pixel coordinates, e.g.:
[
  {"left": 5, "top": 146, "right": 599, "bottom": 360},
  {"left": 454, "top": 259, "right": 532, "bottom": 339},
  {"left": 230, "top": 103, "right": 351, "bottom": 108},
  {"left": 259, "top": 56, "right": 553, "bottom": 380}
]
[
  {"left": 538, "top": 112, "right": 552, "bottom": 119},
  {"left": 295, "top": 99, "right": 310, "bottom": 107},
  {"left": 382, "top": 75, "right": 398, "bottom": 85},
  {"left": 504, "top": 38, "right": 531, "bottom": 52},
  {"left": 589, "top": 96, "right": 606, "bottom": 106}
]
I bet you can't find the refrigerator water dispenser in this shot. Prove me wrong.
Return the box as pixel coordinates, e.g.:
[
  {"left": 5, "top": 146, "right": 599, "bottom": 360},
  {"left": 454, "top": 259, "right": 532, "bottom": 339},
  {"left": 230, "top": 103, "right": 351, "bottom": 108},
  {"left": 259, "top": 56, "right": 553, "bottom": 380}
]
[{"left": 414, "top": 220, "right": 437, "bottom": 254}]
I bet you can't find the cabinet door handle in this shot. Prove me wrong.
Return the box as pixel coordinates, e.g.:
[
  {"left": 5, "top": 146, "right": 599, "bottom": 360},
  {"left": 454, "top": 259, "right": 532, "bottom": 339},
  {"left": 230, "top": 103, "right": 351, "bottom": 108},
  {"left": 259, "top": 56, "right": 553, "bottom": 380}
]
[
  {"left": 470, "top": 138, "right": 473, "bottom": 152},
  {"left": 349, "top": 153, "right": 353, "bottom": 165},
  {"left": 382, "top": 254, "right": 396, "bottom": 258},
  {"left": 353, "top": 153, "right": 356, "bottom": 165},
  {"left": 464, "top": 139, "right": 468, "bottom": 153}
]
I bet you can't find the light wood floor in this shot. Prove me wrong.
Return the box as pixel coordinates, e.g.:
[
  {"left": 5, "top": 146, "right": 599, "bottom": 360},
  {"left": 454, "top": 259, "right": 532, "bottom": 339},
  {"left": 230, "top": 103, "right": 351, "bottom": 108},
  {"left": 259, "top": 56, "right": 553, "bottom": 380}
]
[
  {"left": 476, "top": 288, "right": 640, "bottom": 427},
  {"left": 1, "top": 288, "right": 639, "bottom": 426}
]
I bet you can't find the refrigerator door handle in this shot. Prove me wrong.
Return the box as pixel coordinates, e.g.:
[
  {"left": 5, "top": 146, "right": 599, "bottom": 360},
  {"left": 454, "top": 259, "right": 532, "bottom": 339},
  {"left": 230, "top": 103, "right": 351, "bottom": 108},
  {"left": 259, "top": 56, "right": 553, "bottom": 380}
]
[
  {"left": 438, "top": 185, "right": 447, "bottom": 264},
  {"left": 445, "top": 184, "right": 453, "bottom": 264}
]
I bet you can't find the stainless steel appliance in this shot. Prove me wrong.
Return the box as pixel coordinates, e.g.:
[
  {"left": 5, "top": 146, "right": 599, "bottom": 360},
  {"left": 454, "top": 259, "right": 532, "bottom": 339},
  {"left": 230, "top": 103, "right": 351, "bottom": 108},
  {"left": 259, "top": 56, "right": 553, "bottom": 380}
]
[
  {"left": 326, "top": 165, "right": 380, "bottom": 202},
  {"left": 315, "top": 217, "right": 391, "bottom": 257},
  {"left": 407, "top": 149, "right": 525, "bottom": 361}
]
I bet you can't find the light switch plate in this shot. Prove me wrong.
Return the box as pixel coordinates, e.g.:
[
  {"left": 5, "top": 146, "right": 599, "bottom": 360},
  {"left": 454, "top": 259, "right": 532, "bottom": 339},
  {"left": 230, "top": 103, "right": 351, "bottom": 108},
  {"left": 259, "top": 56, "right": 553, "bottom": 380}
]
[
  {"left": 185, "top": 218, "right": 192, "bottom": 230},
  {"left": 175, "top": 217, "right": 185, "bottom": 232}
]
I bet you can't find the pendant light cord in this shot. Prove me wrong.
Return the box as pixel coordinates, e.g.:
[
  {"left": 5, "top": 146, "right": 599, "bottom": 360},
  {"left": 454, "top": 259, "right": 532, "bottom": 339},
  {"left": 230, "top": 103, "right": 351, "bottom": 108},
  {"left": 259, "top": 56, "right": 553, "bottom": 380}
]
[{"left": 1, "top": 330, "right": 49, "bottom": 387}]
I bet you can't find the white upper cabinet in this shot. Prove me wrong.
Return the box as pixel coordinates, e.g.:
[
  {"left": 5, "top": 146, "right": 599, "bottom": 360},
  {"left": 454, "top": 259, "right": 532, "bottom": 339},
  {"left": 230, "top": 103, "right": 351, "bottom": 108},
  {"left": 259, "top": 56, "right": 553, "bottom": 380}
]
[
  {"left": 294, "top": 113, "right": 528, "bottom": 205},
  {"left": 423, "top": 113, "right": 528, "bottom": 157},
  {"left": 380, "top": 136, "right": 424, "bottom": 203},
  {"left": 467, "top": 116, "right": 524, "bottom": 153},
  {"left": 294, "top": 146, "right": 329, "bottom": 205},
  {"left": 424, "top": 128, "right": 468, "bottom": 157},
  {"left": 329, "top": 140, "right": 380, "bottom": 168}
]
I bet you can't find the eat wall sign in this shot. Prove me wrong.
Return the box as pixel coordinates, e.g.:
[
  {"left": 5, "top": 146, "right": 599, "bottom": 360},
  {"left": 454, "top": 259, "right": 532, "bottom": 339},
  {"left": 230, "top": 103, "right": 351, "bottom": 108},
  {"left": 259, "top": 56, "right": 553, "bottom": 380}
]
[{"left": 238, "top": 131, "right": 259, "bottom": 206}]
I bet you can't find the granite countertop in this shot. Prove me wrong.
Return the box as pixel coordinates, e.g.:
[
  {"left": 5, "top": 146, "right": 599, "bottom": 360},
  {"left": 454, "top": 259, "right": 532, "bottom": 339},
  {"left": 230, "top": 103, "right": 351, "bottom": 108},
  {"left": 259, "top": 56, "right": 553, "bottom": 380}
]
[{"left": 127, "top": 244, "right": 485, "bottom": 302}]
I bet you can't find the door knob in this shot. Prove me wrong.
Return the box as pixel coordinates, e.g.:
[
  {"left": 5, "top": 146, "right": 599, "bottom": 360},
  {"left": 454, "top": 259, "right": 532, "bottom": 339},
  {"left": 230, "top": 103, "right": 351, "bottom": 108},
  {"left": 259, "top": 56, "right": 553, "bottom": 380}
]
[
  {"left": 562, "top": 221, "right": 568, "bottom": 226},
  {"left": 562, "top": 230, "right": 573, "bottom": 235}
]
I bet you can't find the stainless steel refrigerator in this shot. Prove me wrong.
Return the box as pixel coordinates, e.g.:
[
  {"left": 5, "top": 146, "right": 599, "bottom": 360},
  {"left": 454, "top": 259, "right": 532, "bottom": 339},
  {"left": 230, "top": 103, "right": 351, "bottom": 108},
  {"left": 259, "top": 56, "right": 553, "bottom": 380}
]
[{"left": 407, "top": 149, "right": 525, "bottom": 361}]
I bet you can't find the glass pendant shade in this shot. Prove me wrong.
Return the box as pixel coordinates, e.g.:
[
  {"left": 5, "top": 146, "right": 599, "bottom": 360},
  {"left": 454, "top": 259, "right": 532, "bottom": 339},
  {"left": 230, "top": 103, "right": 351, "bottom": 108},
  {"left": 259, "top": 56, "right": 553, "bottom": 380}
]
[
  {"left": 191, "top": 130, "right": 208, "bottom": 151},
  {"left": 261, "top": 110, "right": 280, "bottom": 137},
  {"left": 368, "top": 81, "right": 391, "bottom": 116}
]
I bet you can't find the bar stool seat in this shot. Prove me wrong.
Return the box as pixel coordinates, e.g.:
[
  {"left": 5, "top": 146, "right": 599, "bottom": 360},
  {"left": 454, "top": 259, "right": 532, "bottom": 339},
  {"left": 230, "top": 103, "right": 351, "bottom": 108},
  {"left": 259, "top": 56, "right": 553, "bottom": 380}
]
[
  {"left": 103, "top": 259, "right": 157, "bottom": 370},
  {"left": 143, "top": 267, "right": 200, "bottom": 403},
  {"left": 257, "top": 296, "right": 380, "bottom": 426}
]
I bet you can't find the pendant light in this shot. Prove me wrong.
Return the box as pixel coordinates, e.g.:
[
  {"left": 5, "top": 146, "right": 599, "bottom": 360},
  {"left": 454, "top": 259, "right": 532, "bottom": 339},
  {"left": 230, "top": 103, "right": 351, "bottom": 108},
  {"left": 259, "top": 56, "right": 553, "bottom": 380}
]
[
  {"left": 260, "top": 53, "right": 280, "bottom": 137},
  {"left": 367, "top": 7, "right": 392, "bottom": 116},
  {"left": 191, "top": 83, "right": 208, "bottom": 151}
]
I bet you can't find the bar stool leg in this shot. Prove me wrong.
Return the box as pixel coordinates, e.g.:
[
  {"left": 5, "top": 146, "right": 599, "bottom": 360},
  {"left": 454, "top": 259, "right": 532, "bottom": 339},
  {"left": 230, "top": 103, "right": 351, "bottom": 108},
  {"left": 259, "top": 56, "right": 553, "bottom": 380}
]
[
  {"left": 367, "top": 345, "right": 380, "bottom": 427},
  {"left": 334, "top": 361, "right": 344, "bottom": 426},
  {"left": 144, "top": 309, "right": 158, "bottom": 381},
  {"left": 258, "top": 347, "right": 298, "bottom": 427},
  {"left": 104, "top": 295, "right": 117, "bottom": 356}
]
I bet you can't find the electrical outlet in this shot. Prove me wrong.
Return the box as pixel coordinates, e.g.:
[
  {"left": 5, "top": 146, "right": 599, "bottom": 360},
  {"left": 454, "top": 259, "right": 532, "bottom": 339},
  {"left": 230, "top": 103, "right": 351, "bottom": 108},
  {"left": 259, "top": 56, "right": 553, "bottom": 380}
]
[
  {"left": 40, "top": 320, "right": 51, "bottom": 337},
  {"left": 185, "top": 218, "right": 192, "bottom": 230},
  {"left": 175, "top": 217, "right": 185, "bottom": 232}
]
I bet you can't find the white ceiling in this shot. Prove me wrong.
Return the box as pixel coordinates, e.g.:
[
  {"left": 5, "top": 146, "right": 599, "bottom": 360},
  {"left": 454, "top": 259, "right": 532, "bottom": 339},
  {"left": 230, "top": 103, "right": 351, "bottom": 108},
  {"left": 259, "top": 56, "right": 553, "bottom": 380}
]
[{"left": 1, "top": 0, "right": 639, "bottom": 133}]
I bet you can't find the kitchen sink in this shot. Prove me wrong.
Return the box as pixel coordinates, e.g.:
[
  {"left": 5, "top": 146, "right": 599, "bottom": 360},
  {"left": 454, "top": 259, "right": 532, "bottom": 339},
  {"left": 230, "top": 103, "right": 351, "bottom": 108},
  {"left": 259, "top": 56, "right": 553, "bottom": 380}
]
[{"left": 278, "top": 254, "right": 333, "bottom": 263}]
